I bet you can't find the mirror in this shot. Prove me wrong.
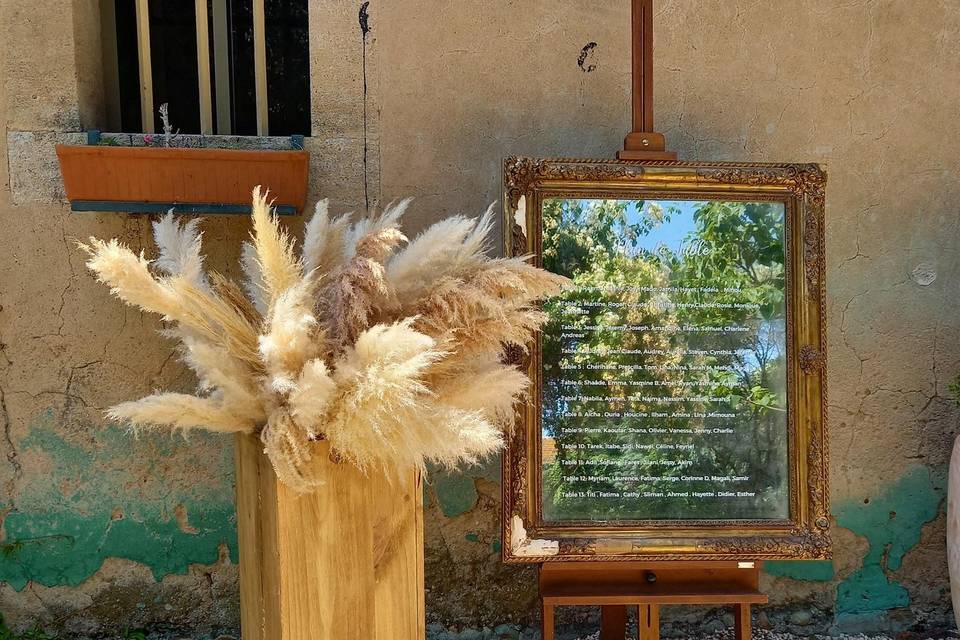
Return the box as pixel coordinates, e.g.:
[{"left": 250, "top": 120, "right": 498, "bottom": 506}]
[
  {"left": 502, "top": 158, "right": 829, "bottom": 561},
  {"left": 541, "top": 198, "right": 789, "bottom": 523}
]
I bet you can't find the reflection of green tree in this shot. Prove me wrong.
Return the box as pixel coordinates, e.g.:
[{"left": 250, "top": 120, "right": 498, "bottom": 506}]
[{"left": 541, "top": 198, "right": 789, "bottom": 521}]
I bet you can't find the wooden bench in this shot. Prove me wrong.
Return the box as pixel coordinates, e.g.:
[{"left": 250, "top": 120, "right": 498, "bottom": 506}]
[{"left": 540, "top": 561, "right": 768, "bottom": 640}]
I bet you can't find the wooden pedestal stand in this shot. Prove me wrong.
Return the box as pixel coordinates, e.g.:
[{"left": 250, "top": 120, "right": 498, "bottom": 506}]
[
  {"left": 234, "top": 433, "right": 425, "bottom": 640},
  {"left": 537, "top": 2, "right": 768, "bottom": 639},
  {"left": 540, "top": 562, "right": 767, "bottom": 640}
]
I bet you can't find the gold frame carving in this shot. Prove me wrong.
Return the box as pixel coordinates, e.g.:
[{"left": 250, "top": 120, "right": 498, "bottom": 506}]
[{"left": 501, "top": 157, "right": 829, "bottom": 563}]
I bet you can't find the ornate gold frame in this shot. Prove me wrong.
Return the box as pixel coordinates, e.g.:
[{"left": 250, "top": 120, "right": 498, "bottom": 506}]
[{"left": 501, "top": 157, "right": 829, "bottom": 563}]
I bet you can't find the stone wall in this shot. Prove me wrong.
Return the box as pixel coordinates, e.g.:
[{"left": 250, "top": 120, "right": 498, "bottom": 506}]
[{"left": 0, "top": 1, "right": 958, "bottom": 638}]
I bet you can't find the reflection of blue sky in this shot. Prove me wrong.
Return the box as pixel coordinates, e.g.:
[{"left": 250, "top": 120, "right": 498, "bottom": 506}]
[
  {"left": 629, "top": 200, "right": 699, "bottom": 252},
  {"left": 573, "top": 199, "right": 786, "bottom": 256},
  {"left": 572, "top": 199, "right": 700, "bottom": 252}
]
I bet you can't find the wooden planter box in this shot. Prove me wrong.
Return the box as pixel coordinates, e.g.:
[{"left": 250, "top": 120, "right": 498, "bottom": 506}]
[
  {"left": 234, "top": 434, "right": 425, "bottom": 640},
  {"left": 55, "top": 145, "right": 309, "bottom": 215}
]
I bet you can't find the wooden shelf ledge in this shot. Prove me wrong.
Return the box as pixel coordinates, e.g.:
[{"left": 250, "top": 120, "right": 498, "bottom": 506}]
[{"left": 542, "top": 584, "right": 768, "bottom": 606}]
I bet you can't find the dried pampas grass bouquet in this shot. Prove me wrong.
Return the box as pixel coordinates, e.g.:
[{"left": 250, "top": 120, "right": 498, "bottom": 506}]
[{"left": 81, "top": 189, "right": 568, "bottom": 492}]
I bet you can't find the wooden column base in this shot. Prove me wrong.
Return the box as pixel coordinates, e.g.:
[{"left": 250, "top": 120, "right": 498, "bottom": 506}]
[{"left": 234, "top": 433, "right": 425, "bottom": 640}]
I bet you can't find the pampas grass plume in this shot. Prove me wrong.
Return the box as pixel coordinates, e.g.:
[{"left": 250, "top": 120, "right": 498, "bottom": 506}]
[{"left": 85, "top": 189, "right": 570, "bottom": 491}]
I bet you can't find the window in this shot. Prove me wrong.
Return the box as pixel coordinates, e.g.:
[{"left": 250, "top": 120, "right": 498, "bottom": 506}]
[{"left": 101, "top": 0, "right": 310, "bottom": 137}]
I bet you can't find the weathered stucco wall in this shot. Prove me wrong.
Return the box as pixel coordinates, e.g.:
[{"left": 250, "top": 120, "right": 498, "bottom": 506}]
[{"left": 0, "top": 0, "right": 958, "bottom": 638}]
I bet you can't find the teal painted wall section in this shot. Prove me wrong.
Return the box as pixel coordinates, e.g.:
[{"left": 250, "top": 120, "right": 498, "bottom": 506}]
[
  {"left": 430, "top": 472, "right": 480, "bottom": 518},
  {"left": 0, "top": 412, "right": 237, "bottom": 591},
  {"left": 833, "top": 465, "right": 946, "bottom": 615},
  {"left": 2, "top": 413, "right": 953, "bottom": 636},
  {"left": 428, "top": 459, "right": 500, "bottom": 518}
]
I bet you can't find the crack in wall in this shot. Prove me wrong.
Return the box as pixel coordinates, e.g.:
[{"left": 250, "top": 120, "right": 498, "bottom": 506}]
[
  {"left": 55, "top": 224, "right": 77, "bottom": 337},
  {"left": 58, "top": 360, "right": 101, "bottom": 424},
  {"left": 155, "top": 349, "right": 178, "bottom": 381},
  {"left": 359, "top": 1, "right": 371, "bottom": 213},
  {"left": 1, "top": 385, "right": 23, "bottom": 496}
]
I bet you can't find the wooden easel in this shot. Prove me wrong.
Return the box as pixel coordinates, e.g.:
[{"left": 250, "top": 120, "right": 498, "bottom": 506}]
[
  {"left": 617, "top": 0, "right": 677, "bottom": 161},
  {"left": 540, "top": 561, "right": 767, "bottom": 640},
  {"left": 538, "top": 3, "right": 768, "bottom": 639}
]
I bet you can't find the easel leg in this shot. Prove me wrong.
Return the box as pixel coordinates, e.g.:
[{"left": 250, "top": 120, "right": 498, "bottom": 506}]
[
  {"left": 638, "top": 603, "right": 659, "bottom": 640},
  {"left": 542, "top": 602, "right": 555, "bottom": 640},
  {"left": 734, "top": 603, "right": 751, "bottom": 640},
  {"left": 600, "top": 605, "right": 628, "bottom": 640}
]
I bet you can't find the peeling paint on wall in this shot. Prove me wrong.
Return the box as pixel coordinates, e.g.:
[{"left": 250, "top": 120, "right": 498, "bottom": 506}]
[
  {"left": 0, "top": 412, "right": 237, "bottom": 591},
  {"left": 428, "top": 459, "right": 500, "bottom": 519},
  {"left": 833, "top": 466, "right": 946, "bottom": 615}
]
